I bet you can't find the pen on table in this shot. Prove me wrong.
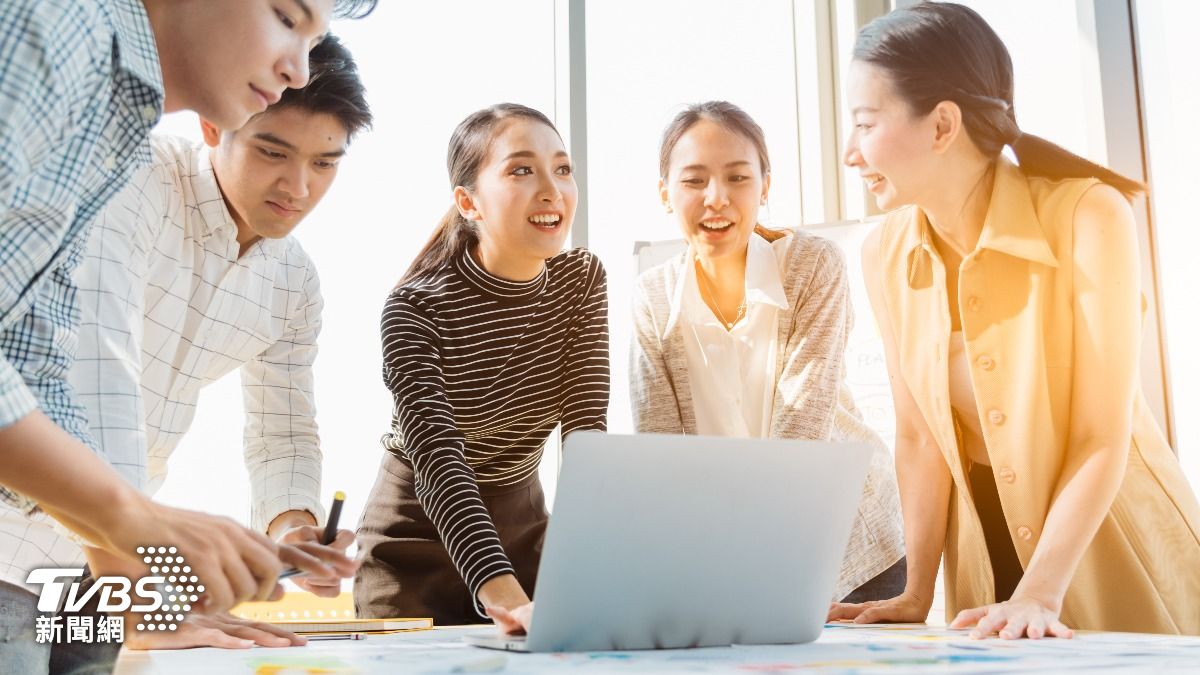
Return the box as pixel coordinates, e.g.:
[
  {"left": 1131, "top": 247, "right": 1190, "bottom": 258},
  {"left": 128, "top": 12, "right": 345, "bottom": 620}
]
[
  {"left": 279, "top": 491, "right": 344, "bottom": 579},
  {"left": 306, "top": 632, "right": 367, "bottom": 641}
]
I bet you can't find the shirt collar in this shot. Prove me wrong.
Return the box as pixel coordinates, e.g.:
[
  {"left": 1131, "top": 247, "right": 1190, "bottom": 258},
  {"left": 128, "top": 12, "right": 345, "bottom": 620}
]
[
  {"left": 455, "top": 247, "right": 549, "bottom": 302},
  {"left": 666, "top": 231, "right": 789, "bottom": 333},
  {"left": 904, "top": 156, "right": 1057, "bottom": 288},
  {"left": 110, "top": 0, "right": 165, "bottom": 101},
  {"left": 743, "top": 231, "right": 789, "bottom": 311},
  {"left": 108, "top": 0, "right": 164, "bottom": 170},
  {"left": 194, "top": 144, "right": 288, "bottom": 257},
  {"left": 976, "top": 156, "right": 1057, "bottom": 267}
]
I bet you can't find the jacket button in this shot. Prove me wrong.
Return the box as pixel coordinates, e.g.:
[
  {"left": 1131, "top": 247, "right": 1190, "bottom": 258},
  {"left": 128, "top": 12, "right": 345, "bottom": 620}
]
[
  {"left": 967, "top": 296, "right": 981, "bottom": 311},
  {"left": 977, "top": 355, "right": 995, "bottom": 371},
  {"left": 998, "top": 467, "right": 1016, "bottom": 483},
  {"left": 1017, "top": 526, "right": 1033, "bottom": 541},
  {"left": 988, "top": 409, "right": 1006, "bottom": 425}
]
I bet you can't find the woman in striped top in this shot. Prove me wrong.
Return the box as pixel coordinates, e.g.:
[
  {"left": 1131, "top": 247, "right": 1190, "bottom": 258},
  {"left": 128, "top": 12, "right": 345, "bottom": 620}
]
[{"left": 354, "top": 104, "right": 609, "bottom": 632}]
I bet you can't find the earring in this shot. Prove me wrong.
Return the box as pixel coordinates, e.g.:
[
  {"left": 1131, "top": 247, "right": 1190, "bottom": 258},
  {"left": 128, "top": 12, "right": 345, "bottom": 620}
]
[{"left": 665, "top": 205, "right": 674, "bottom": 214}]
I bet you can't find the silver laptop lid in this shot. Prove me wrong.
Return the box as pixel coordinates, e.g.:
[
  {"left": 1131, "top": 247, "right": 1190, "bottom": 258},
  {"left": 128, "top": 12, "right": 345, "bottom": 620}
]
[{"left": 523, "top": 432, "right": 871, "bottom": 652}]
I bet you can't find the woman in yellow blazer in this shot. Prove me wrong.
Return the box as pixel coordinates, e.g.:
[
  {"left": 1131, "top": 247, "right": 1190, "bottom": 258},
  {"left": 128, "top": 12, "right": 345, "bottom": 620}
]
[{"left": 829, "top": 2, "right": 1200, "bottom": 638}]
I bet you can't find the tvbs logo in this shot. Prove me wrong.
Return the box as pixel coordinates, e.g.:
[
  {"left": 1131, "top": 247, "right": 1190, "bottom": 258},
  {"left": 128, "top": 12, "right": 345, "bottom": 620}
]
[{"left": 26, "top": 546, "right": 201, "bottom": 632}]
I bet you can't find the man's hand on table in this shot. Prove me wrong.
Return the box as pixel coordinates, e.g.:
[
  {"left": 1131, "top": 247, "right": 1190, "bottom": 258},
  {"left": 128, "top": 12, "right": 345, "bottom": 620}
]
[{"left": 122, "top": 612, "right": 306, "bottom": 650}]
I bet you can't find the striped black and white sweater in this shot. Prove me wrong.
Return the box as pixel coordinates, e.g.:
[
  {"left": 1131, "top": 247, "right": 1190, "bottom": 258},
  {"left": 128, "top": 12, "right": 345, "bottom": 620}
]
[{"left": 379, "top": 247, "right": 609, "bottom": 601}]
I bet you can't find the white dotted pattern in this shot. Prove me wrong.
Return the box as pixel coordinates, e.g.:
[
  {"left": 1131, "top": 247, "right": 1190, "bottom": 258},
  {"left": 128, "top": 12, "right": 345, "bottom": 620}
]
[{"left": 135, "top": 546, "right": 196, "bottom": 631}]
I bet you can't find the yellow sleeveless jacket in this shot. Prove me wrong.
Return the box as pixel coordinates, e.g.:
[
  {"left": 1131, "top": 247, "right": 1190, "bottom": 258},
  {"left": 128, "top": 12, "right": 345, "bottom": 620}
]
[{"left": 875, "top": 157, "right": 1200, "bottom": 634}]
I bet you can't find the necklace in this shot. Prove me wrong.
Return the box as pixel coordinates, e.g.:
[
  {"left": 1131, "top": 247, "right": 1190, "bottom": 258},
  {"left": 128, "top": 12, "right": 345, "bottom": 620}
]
[{"left": 695, "top": 261, "right": 747, "bottom": 330}]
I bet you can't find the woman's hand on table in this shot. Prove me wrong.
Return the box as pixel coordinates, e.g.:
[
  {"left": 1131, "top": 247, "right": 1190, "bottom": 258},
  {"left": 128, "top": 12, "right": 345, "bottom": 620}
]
[
  {"left": 827, "top": 590, "right": 932, "bottom": 624},
  {"left": 949, "top": 593, "right": 1074, "bottom": 639}
]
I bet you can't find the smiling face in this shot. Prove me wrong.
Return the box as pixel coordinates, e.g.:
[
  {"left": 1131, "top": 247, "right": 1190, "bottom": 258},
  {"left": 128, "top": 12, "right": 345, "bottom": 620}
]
[
  {"left": 152, "top": 0, "right": 335, "bottom": 130},
  {"left": 842, "top": 61, "right": 942, "bottom": 211},
  {"left": 457, "top": 118, "right": 577, "bottom": 279},
  {"left": 205, "top": 106, "right": 349, "bottom": 248},
  {"left": 660, "top": 118, "right": 770, "bottom": 264}
]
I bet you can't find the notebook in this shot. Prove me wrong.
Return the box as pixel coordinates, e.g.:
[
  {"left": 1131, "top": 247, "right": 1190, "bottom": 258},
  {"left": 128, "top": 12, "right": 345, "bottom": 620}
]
[{"left": 231, "top": 592, "right": 432, "bottom": 635}]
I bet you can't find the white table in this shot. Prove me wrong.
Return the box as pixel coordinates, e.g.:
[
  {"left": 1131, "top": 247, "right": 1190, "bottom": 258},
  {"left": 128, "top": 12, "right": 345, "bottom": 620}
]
[{"left": 113, "top": 623, "right": 1200, "bottom": 674}]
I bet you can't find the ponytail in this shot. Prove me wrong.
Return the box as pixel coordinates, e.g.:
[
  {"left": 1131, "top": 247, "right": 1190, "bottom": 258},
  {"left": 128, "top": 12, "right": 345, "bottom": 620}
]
[
  {"left": 398, "top": 206, "right": 478, "bottom": 287},
  {"left": 1009, "top": 132, "right": 1143, "bottom": 200}
]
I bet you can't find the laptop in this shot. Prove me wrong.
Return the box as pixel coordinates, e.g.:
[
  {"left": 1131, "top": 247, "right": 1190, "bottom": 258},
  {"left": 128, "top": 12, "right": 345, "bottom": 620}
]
[{"left": 464, "top": 431, "right": 872, "bottom": 652}]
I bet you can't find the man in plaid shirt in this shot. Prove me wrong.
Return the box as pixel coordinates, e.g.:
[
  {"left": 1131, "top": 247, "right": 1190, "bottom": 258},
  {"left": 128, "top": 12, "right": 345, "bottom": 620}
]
[{"left": 0, "top": 0, "right": 375, "bottom": 671}]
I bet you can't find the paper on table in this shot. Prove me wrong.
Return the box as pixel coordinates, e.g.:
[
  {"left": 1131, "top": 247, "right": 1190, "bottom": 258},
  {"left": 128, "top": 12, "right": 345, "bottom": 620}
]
[{"left": 273, "top": 617, "right": 433, "bottom": 635}]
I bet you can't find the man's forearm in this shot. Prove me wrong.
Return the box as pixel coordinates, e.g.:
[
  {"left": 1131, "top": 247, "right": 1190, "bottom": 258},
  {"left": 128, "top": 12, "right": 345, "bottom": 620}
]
[
  {"left": 84, "top": 545, "right": 147, "bottom": 578},
  {"left": 0, "top": 409, "right": 145, "bottom": 554}
]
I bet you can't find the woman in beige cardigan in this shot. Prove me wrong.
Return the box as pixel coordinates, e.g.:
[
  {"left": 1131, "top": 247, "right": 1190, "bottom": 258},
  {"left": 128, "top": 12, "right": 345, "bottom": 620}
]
[{"left": 629, "top": 101, "right": 905, "bottom": 603}]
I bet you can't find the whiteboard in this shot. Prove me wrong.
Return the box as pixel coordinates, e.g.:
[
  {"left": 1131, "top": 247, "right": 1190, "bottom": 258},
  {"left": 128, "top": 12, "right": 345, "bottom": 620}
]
[{"left": 632, "top": 218, "right": 896, "bottom": 450}]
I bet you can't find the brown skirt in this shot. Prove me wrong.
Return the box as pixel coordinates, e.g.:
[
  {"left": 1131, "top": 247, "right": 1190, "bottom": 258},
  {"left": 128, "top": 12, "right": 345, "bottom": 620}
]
[{"left": 354, "top": 452, "right": 548, "bottom": 626}]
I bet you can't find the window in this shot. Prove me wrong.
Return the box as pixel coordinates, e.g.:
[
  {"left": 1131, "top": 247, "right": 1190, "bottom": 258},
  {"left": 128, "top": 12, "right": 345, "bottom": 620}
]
[
  {"left": 1135, "top": 0, "right": 1200, "bottom": 489},
  {"left": 154, "top": 1, "right": 562, "bottom": 527},
  {"left": 145, "top": 0, "right": 1199, "bottom": 539},
  {"left": 586, "top": 0, "right": 808, "bottom": 436}
]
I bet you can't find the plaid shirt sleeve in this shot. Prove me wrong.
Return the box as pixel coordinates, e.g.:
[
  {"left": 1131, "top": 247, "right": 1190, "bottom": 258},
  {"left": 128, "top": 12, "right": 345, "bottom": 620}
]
[
  {"left": 0, "top": 3, "right": 77, "bottom": 221},
  {"left": 240, "top": 259, "right": 325, "bottom": 533},
  {"left": 0, "top": 1, "right": 126, "bottom": 512},
  {"left": 0, "top": 2, "right": 85, "bottom": 431},
  {"left": 0, "top": 239, "right": 96, "bottom": 447}
]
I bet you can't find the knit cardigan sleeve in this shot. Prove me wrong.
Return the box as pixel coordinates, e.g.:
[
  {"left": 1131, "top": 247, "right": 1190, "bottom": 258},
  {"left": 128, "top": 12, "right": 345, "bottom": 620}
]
[{"left": 629, "top": 267, "right": 685, "bottom": 434}]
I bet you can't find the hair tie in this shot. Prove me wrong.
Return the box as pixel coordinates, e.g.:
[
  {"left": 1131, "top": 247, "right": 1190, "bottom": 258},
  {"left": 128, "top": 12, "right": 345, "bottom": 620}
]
[{"left": 950, "top": 86, "right": 1011, "bottom": 112}]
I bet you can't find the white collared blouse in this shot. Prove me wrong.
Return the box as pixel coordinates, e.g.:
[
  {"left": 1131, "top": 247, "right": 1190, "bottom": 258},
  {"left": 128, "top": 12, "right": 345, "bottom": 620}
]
[{"left": 679, "top": 232, "right": 790, "bottom": 438}]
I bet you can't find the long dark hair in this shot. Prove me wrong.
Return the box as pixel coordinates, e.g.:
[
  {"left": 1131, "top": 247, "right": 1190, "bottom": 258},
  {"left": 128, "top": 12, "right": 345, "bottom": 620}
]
[
  {"left": 854, "top": 2, "right": 1143, "bottom": 199},
  {"left": 400, "top": 103, "right": 560, "bottom": 286}
]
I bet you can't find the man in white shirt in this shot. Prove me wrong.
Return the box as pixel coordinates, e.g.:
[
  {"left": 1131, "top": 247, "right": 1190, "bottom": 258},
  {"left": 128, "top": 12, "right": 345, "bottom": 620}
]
[{"left": 0, "top": 34, "right": 373, "bottom": 651}]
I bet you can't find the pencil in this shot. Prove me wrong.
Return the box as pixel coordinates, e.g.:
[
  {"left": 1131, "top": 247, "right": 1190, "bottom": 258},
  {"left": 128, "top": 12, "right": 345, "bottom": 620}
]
[{"left": 307, "top": 632, "right": 367, "bottom": 641}]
